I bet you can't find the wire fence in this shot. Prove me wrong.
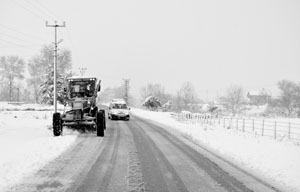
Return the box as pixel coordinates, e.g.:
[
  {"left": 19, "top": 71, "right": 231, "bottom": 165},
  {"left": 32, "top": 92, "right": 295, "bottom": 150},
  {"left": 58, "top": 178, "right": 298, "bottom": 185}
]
[{"left": 176, "top": 113, "right": 300, "bottom": 142}]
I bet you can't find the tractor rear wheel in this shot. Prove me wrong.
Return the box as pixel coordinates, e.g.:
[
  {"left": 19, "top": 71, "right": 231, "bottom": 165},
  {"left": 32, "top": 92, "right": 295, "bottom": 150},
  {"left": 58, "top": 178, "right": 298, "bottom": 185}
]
[
  {"left": 100, "top": 109, "right": 106, "bottom": 130},
  {"left": 97, "top": 111, "right": 105, "bottom": 137},
  {"left": 53, "top": 112, "right": 62, "bottom": 136}
]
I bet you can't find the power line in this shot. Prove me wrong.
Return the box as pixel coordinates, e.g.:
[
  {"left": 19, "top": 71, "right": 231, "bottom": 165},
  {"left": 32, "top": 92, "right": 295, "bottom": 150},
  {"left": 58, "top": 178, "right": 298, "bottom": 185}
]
[
  {"left": 22, "top": 0, "right": 56, "bottom": 21},
  {"left": 0, "top": 31, "right": 44, "bottom": 45},
  {"left": 11, "top": 0, "right": 47, "bottom": 22},
  {"left": 0, "top": 38, "right": 41, "bottom": 48},
  {"left": 24, "top": 0, "right": 71, "bottom": 55},
  {"left": 32, "top": 0, "right": 63, "bottom": 21},
  {"left": 0, "top": 45, "right": 41, "bottom": 52},
  {"left": 0, "top": 24, "right": 48, "bottom": 42},
  {"left": 64, "top": 28, "right": 80, "bottom": 66}
]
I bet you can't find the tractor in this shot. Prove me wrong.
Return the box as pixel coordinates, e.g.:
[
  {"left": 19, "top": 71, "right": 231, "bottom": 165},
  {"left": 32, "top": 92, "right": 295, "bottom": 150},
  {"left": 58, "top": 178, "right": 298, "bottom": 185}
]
[{"left": 52, "top": 77, "right": 106, "bottom": 137}]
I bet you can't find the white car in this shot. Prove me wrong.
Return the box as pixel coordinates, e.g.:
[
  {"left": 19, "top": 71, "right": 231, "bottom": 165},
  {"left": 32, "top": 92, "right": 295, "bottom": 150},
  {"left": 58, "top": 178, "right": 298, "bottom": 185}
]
[{"left": 108, "top": 100, "right": 130, "bottom": 120}]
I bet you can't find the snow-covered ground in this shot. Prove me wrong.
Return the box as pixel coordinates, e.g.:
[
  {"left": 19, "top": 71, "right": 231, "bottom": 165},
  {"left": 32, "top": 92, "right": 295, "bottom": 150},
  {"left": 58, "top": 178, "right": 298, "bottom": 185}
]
[
  {"left": 131, "top": 108, "right": 300, "bottom": 192},
  {"left": 0, "top": 102, "right": 64, "bottom": 111},
  {"left": 0, "top": 103, "right": 78, "bottom": 192},
  {"left": 1, "top": 102, "right": 299, "bottom": 192}
]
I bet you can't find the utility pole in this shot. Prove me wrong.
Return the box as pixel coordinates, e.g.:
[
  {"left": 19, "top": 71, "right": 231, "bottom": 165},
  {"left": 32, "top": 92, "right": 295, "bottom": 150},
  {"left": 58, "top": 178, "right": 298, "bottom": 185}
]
[
  {"left": 78, "top": 67, "right": 87, "bottom": 76},
  {"left": 46, "top": 21, "right": 65, "bottom": 113},
  {"left": 123, "top": 78, "right": 130, "bottom": 104}
]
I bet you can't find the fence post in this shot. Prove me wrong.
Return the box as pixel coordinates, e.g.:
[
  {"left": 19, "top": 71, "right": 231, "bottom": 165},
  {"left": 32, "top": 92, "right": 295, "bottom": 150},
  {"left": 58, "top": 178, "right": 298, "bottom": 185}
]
[
  {"left": 218, "top": 117, "right": 220, "bottom": 124},
  {"left": 262, "top": 119, "right": 264, "bottom": 136},
  {"left": 288, "top": 122, "right": 291, "bottom": 140},
  {"left": 274, "top": 121, "right": 277, "bottom": 140},
  {"left": 252, "top": 119, "right": 255, "bottom": 132},
  {"left": 236, "top": 118, "right": 239, "bottom": 130},
  {"left": 223, "top": 118, "right": 225, "bottom": 128},
  {"left": 243, "top": 118, "right": 245, "bottom": 132}
]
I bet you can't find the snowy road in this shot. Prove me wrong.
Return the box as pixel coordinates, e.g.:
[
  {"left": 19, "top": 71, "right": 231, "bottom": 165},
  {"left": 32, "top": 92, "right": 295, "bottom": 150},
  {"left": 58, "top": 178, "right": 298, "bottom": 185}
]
[{"left": 8, "top": 114, "right": 280, "bottom": 192}]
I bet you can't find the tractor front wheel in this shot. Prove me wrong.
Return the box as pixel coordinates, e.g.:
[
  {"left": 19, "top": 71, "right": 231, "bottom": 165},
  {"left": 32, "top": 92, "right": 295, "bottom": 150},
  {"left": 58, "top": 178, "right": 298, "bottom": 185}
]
[{"left": 53, "top": 112, "right": 62, "bottom": 136}]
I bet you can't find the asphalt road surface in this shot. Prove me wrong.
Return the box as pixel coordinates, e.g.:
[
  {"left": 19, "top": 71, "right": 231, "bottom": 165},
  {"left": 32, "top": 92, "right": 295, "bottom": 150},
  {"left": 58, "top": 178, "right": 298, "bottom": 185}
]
[{"left": 9, "top": 114, "right": 281, "bottom": 192}]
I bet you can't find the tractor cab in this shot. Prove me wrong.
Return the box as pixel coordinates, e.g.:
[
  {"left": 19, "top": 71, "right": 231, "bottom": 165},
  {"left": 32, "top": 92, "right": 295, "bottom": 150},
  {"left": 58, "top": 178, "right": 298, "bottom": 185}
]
[{"left": 67, "top": 77, "right": 100, "bottom": 99}]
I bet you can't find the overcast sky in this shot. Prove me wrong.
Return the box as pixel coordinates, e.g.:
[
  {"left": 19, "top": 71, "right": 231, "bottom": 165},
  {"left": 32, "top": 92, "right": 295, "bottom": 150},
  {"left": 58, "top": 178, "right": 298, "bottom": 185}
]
[{"left": 1, "top": 0, "right": 300, "bottom": 100}]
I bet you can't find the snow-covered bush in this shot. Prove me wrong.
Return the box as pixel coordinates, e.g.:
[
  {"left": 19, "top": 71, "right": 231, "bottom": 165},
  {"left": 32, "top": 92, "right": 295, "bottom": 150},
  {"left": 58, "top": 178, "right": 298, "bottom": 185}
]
[{"left": 142, "top": 96, "right": 161, "bottom": 110}]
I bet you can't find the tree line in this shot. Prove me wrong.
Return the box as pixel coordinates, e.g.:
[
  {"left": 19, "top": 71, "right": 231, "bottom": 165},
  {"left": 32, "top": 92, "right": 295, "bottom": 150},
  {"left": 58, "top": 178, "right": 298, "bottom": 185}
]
[
  {"left": 0, "top": 44, "right": 72, "bottom": 104},
  {"left": 136, "top": 81, "right": 300, "bottom": 117},
  {"left": 1, "top": 47, "right": 299, "bottom": 117},
  {"left": 100, "top": 81, "right": 201, "bottom": 112},
  {"left": 219, "top": 81, "right": 300, "bottom": 117}
]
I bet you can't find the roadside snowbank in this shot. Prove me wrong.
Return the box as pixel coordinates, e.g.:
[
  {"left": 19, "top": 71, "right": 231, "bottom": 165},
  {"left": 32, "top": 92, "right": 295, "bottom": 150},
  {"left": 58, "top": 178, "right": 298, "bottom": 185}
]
[
  {"left": 0, "top": 108, "right": 78, "bottom": 191},
  {"left": 0, "top": 102, "right": 64, "bottom": 111},
  {"left": 131, "top": 108, "right": 300, "bottom": 192}
]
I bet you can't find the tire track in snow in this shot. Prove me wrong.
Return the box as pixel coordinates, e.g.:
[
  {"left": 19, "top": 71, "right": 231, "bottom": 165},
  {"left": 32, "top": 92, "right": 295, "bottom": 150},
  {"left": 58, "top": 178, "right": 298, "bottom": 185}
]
[
  {"left": 97, "top": 123, "right": 121, "bottom": 191},
  {"left": 127, "top": 119, "right": 188, "bottom": 192},
  {"left": 137, "top": 116, "right": 279, "bottom": 192},
  {"left": 139, "top": 118, "right": 252, "bottom": 192},
  {"left": 74, "top": 121, "right": 120, "bottom": 192},
  {"left": 125, "top": 128, "right": 146, "bottom": 192}
]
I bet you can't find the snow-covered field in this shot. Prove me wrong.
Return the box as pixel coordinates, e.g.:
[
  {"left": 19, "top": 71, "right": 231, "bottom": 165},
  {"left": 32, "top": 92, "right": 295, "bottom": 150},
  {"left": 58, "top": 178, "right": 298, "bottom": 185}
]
[
  {"left": 131, "top": 108, "right": 300, "bottom": 192},
  {"left": 0, "top": 102, "right": 64, "bottom": 111},
  {"left": 0, "top": 103, "right": 78, "bottom": 192}
]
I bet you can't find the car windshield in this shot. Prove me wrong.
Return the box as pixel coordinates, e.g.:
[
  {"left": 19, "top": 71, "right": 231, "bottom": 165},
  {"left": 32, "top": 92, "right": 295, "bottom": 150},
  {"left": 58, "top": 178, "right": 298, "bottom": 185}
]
[
  {"left": 69, "top": 80, "right": 95, "bottom": 98},
  {"left": 112, "top": 103, "right": 127, "bottom": 109}
]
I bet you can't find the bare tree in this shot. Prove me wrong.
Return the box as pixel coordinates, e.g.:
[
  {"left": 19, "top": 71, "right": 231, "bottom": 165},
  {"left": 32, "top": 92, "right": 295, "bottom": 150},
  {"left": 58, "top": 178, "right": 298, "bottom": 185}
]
[
  {"left": 277, "top": 80, "right": 299, "bottom": 116},
  {"left": 220, "top": 85, "right": 245, "bottom": 116},
  {"left": 0, "top": 56, "right": 25, "bottom": 101},
  {"left": 172, "top": 82, "right": 198, "bottom": 112}
]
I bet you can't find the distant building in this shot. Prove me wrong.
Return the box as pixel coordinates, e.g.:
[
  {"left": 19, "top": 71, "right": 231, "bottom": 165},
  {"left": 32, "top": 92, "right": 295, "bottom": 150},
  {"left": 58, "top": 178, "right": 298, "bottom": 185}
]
[{"left": 247, "top": 89, "right": 271, "bottom": 105}]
